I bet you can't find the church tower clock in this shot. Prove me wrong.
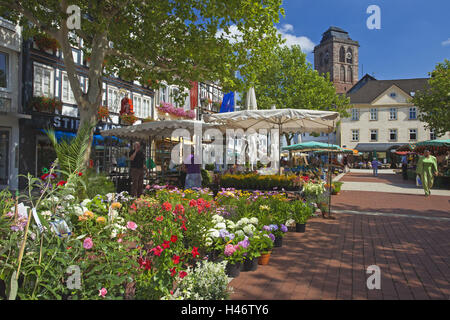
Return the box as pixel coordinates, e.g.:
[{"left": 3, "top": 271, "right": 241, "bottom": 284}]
[{"left": 314, "top": 26, "right": 359, "bottom": 94}]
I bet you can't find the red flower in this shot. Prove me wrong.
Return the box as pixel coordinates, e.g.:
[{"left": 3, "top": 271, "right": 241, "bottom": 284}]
[
  {"left": 189, "top": 199, "right": 197, "bottom": 207},
  {"left": 170, "top": 267, "right": 177, "bottom": 277},
  {"left": 138, "top": 257, "right": 151, "bottom": 270},
  {"left": 162, "top": 240, "right": 170, "bottom": 249},
  {"left": 162, "top": 202, "right": 172, "bottom": 211},
  {"left": 130, "top": 203, "right": 137, "bottom": 211},
  {"left": 78, "top": 172, "right": 83, "bottom": 176},
  {"left": 205, "top": 202, "right": 211, "bottom": 209},
  {"left": 172, "top": 255, "right": 180, "bottom": 264},
  {"left": 170, "top": 235, "right": 178, "bottom": 243},
  {"left": 150, "top": 245, "right": 163, "bottom": 256},
  {"left": 156, "top": 216, "right": 164, "bottom": 222},
  {"left": 191, "top": 246, "right": 199, "bottom": 258},
  {"left": 57, "top": 180, "right": 67, "bottom": 187},
  {"left": 181, "top": 221, "right": 187, "bottom": 231},
  {"left": 174, "top": 204, "right": 185, "bottom": 214},
  {"left": 179, "top": 271, "right": 188, "bottom": 279}
]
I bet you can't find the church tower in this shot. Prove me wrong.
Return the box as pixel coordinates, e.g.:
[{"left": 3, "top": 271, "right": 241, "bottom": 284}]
[{"left": 314, "top": 26, "right": 359, "bottom": 94}]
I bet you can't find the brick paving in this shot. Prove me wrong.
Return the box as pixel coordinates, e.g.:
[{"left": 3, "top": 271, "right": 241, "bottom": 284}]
[
  {"left": 230, "top": 173, "right": 450, "bottom": 300},
  {"left": 339, "top": 172, "right": 415, "bottom": 185}
]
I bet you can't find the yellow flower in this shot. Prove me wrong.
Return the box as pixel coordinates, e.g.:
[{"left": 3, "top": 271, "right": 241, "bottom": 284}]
[
  {"left": 83, "top": 211, "right": 94, "bottom": 218},
  {"left": 110, "top": 202, "right": 122, "bottom": 209},
  {"left": 96, "top": 216, "right": 106, "bottom": 223}
]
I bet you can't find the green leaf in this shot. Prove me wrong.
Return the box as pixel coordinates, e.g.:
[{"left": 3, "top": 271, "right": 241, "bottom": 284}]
[{"left": 8, "top": 272, "right": 18, "bottom": 300}]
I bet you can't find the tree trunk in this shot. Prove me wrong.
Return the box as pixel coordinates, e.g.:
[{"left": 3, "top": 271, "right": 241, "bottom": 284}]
[{"left": 79, "top": 103, "right": 99, "bottom": 168}]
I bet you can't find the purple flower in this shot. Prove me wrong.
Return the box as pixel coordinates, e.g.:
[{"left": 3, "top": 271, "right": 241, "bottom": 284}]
[
  {"left": 238, "top": 238, "right": 250, "bottom": 249},
  {"left": 219, "top": 229, "right": 229, "bottom": 238},
  {"left": 269, "top": 224, "right": 278, "bottom": 231},
  {"left": 280, "top": 224, "right": 288, "bottom": 233},
  {"left": 268, "top": 233, "right": 275, "bottom": 242},
  {"left": 262, "top": 225, "right": 270, "bottom": 232}
]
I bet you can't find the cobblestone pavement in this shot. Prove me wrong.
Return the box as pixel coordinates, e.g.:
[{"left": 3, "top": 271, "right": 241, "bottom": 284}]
[{"left": 230, "top": 173, "right": 450, "bottom": 300}]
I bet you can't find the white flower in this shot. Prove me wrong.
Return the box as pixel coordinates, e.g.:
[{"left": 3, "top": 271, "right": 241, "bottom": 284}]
[
  {"left": 239, "top": 218, "right": 249, "bottom": 225},
  {"left": 41, "top": 210, "right": 52, "bottom": 217},
  {"left": 81, "top": 199, "right": 91, "bottom": 207},
  {"left": 208, "top": 229, "right": 220, "bottom": 238},
  {"left": 110, "top": 229, "right": 117, "bottom": 238},
  {"left": 249, "top": 217, "right": 259, "bottom": 225},
  {"left": 286, "top": 219, "right": 295, "bottom": 226},
  {"left": 64, "top": 195, "right": 75, "bottom": 201},
  {"left": 72, "top": 206, "right": 83, "bottom": 216},
  {"left": 108, "top": 209, "right": 119, "bottom": 221},
  {"left": 235, "top": 230, "right": 245, "bottom": 237},
  {"left": 226, "top": 220, "right": 236, "bottom": 230},
  {"left": 212, "top": 214, "right": 224, "bottom": 222},
  {"left": 243, "top": 224, "right": 255, "bottom": 236},
  {"left": 205, "top": 237, "right": 213, "bottom": 247},
  {"left": 215, "top": 222, "right": 226, "bottom": 230},
  {"left": 48, "top": 196, "right": 59, "bottom": 202}
]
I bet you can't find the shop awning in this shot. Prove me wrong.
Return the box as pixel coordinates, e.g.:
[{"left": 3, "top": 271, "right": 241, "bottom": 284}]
[
  {"left": 354, "top": 143, "right": 403, "bottom": 152},
  {"left": 282, "top": 141, "right": 341, "bottom": 151}
]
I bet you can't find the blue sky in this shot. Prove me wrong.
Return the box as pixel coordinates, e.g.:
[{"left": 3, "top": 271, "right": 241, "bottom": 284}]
[{"left": 275, "top": 0, "right": 450, "bottom": 80}]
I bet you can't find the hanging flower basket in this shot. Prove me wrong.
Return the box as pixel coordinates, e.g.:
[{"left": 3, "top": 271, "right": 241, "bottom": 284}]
[
  {"left": 34, "top": 34, "right": 60, "bottom": 53},
  {"left": 30, "top": 96, "right": 63, "bottom": 113},
  {"left": 120, "top": 113, "right": 138, "bottom": 125},
  {"left": 156, "top": 102, "right": 195, "bottom": 120},
  {"left": 97, "top": 106, "right": 109, "bottom": 121}
]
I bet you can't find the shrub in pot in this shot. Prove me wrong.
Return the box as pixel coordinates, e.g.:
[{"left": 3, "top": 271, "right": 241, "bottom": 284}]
[{"left": 291, "top": 201, "right": 314, "bottom": 233}]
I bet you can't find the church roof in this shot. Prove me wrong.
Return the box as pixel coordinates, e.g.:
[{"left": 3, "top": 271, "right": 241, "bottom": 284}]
[
  {"left": 347, "top": 77, "right": 429, "bottom": 104},
  {"left": 321, "top": 26, "right": 351, "bottom": 43}
]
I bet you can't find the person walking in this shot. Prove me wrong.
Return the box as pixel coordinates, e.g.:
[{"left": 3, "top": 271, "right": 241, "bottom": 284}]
[
  {"left": 129, "top": 141, "right": 145, "bottom": 197},
  {"left": 371, "top": 157, "right": 381, "bottom": 176},
  {"left": 401, "top": 155, "right": 408, "bottom": 180},
  {"left": 416, "top": 150, "right": 438, "bottom": 197}
]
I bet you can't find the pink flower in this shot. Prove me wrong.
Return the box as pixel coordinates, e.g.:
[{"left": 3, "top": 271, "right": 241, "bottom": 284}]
[
  {"left": 127, "top": 221, "right": 137, "bottom": 231},
  {"left": 117, "top": 238, "right": 123, "bottom": 243},
  {"left": 224, "top": 244, "right": 236, "bottom": 256},
  {"left": 98, "top": 287, "right": 107, "bottom": 297},
  {"left": 83, "top": 237, "right": 93, "bottom": 250}
]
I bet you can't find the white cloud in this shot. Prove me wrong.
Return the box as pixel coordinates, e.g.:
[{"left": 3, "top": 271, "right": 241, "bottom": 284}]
[
  {"left": 216, "top": 24, "right": 315, "bottom": 53},
  {"left": 441, "top": 38, "right": 450, "bottom": 46},
  {"left": 276, "top": 24, "right": 315, "bottom": 53}
]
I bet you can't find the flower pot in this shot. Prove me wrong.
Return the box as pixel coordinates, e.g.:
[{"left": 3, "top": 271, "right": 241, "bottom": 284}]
[
  {"left": 258, "top": 252, "right": 271, "bottom": 265},
  {"left": 242, "top": 258, "right": 258, "bottom": 272},
  {"left": 207, "top": 250, "right": 223, "bottom": 263},
  {"left": 225, "top": 262, "right": 241, "bottom": 278},
  {"left": 295, "top": 223, "right": 306, "bottom": 233},
  {"left": 274, "top": 236, "right": 283, "bottom": 247}
]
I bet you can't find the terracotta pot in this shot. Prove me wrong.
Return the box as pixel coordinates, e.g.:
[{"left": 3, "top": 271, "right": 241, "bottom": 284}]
[{"left": 258, "top": 251, "right": 272, "bottom": 265}]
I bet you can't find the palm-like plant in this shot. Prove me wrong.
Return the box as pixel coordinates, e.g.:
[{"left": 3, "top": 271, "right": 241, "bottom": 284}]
[{"left": 45, "top": 123, "right": 93, "bottom": 177}]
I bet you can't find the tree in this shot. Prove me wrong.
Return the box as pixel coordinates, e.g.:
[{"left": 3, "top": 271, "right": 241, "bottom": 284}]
[
  {"left": 249, "top": 45, "right": 350, "bottom": 145},
  {"left": 1, "top": 0, "right": 284, "bottom": 161},
  {"left": 412, "top": 59, "right": 450, "bottom": 137}
]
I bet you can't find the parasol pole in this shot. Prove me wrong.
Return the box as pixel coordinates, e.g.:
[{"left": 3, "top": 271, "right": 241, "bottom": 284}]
[{"left": 278, "top": 122, "right": 282, "bottom": 175}]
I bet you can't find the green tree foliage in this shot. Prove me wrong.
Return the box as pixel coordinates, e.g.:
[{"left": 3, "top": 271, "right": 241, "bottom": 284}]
[
  {"left": 0, "top": 0, "right": 284, "bottom": 157},
  {"left": 248, "top": 45, "right": 349, "bottom": 143},
  {"left": 412, "top": 59, "right": 450, "bottom": 137}
]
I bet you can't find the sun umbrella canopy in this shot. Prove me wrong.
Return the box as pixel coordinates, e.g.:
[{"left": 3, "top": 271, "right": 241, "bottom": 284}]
[
  {"left": 203, "top": 109, "right": 339, "bottom": 133},
  {"left": 101, "top": 120, "right": 217, "bottom": 140},
  {"left": 415, "top": 139, "right": 450, "bottom": 147},
  {"left": 282, "top": 141, "right": 341, "bottom": 151},
  {"left": 245, "top": 87, "right": 258, "bottom": 110}
]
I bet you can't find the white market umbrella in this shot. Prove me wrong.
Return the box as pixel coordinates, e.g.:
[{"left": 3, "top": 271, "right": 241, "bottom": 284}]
[{"left": 203, "top": 108, "right": 339, "bottom": 174}]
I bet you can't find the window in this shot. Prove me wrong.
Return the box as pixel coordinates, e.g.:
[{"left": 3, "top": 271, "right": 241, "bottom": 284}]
[
  {"left": 389, "top": 129, "right": 397, "bottom": 141},
  {"left": 389, "top": 92, "right": 397, "bottom": 98},
  {"left": 339, "top": 46, "right": 345, "bottom": 63},
  {"left": 351, "top": 129, "right": 359, "bottom": 141},
  {"left": 160, "top": 85, "right": 168, "bottom": 103},
  {"left": 370, "top": 129, "right": 378, "bottom": 141},
  {"left": 430, "top": 130, "right": 436, "bottom": 140},
  {"left": 389, "top": 107, "right": 397, "bottom": 120},
  {"left": 370, "top": 108, "right": 378, "bottom": 121},
  {"left": 347, "top": 66, "right": 353, "bottom": 83},
  {"left": 142, "top": 96, "right": 152, "bottom": 119},
  {"left": 108, "top": 86, "right": 120, "bottom": 113},
  {"left": 351, "top": 108, "right": 359, "bottom": 121},
  {"left": 62, "top": 73, "right": 76, "bottom": 104},
  {"left": 409, "top": 107, "right": 417, "bottom": 120},
  {"left": 409, "top": 129, "right": 417, "bottom": 141},
  {"left": 0, "top": 52, "right": 8, "bottom": 88},
  {"left": 33, "top": 63, "right": 54, "bottom": 97},
  {"left": 133, "top": 94, "right": 142, "bottom": 118}
]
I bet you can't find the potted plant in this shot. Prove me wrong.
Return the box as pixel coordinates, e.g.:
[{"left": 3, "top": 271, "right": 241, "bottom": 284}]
[
  {"left": 120, "top": 113, "right": 138, "bottom": 125},
  {"left": 34, "top": 33, "right": 60, "bottom": 53},
  {"left": 97, "top": 106, "right": 109, "bottom": 121},
  {"left": 257, "top": 232, "right": 275, "bottom": 265},
  {"left": 241, "top": 235, "right": 261, "bottom": 272},
  {"left": 331, "top": 181, "right": 343, "bottom": 195},
  {"left": 30, "top": 96, "right": 63, "bottom": 113},
  {"left": 291, "top": 201, "right": 314, "bottom": 233},
  {"left": 222, "top": 242, "right": 245, "bottom": 278}
]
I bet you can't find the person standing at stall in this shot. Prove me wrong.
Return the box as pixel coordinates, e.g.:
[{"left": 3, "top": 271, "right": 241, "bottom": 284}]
[
  {"left": 416, "top": 150, "right": 438, "bottom": 197},
  {"left": 184, "top": 153, "right": 202, "bottom": 190},
  {"left": 401, "top": 155, "right": 408, "bottom": 180},
  {"left": 129, "top": 141, "right": 145, "bottom": 197},
  {"left": 371, "top": 157, "right": 381, "bottom": 176}
]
